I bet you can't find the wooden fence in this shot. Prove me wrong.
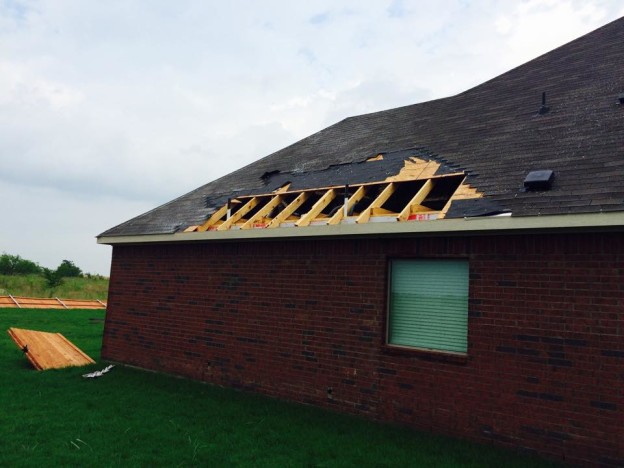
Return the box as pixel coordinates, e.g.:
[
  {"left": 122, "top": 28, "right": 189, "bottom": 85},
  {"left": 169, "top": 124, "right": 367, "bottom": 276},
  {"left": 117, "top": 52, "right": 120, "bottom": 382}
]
[{"left": 0, "top": 296, "right": 106, "bottom": 310}]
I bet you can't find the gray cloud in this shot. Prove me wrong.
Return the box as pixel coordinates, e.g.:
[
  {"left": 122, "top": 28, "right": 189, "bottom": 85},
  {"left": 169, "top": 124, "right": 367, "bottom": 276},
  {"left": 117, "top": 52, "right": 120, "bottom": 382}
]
[{"left": 1, "top": 0, "right": 622, "bottom": 274}]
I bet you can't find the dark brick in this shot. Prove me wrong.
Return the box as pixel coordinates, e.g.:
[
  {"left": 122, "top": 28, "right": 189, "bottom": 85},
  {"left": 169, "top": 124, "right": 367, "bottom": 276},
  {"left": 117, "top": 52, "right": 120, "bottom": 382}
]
[
  {"left": 601, "top": 349, "right": 624, "bottom": 358},
  {"left": 516, "top": 335, "right": 540, "bottom": 342},
  {"left": 591, "top": 400, "right": 617, "bottom": 411}
]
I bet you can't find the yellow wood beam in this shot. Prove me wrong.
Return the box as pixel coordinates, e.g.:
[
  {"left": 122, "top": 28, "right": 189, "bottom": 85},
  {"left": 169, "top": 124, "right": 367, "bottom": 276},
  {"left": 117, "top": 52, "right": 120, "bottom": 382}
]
[
  {"left": 327, "top": 185, "right": 366, "bottom": 225},
  {"left": 241, "top": 195, "right": 282, "bottom": 229},
  {"left": 356, "top": 183, "right": 395, "bottom": 224},
  {"left": 266, "top": 192, "right": 310, "bottom": 228},
  {"left": 410, "top": 205, "right": 434, "bottom": 213},
  {"left": 217, "top": 197, "right": 258, "bottom": 231},
  {"left": 398, "top": 179, "right": 434, "bottom": 221},
  {"left": 371, "top": 207, "right": 395, "bottom": 216},
  {"left": 296, "top": 189, "right": 337, "bottom": 227},
  {"left": 197, "top": 203, "right": 228, "bottom": 232}
]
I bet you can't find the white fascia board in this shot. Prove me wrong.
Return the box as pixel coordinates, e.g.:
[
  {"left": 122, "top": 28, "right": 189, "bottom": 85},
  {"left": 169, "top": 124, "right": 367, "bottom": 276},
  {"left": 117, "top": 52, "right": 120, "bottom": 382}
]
[{"left": 97, "top": 211, "right": 624, "bottom": 246}]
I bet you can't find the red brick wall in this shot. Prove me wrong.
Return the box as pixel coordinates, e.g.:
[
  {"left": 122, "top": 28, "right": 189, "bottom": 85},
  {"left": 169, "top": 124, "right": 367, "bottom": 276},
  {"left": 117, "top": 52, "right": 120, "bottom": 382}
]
[{"left": 102, "top": 233, "right": 623, "bottom": 466}]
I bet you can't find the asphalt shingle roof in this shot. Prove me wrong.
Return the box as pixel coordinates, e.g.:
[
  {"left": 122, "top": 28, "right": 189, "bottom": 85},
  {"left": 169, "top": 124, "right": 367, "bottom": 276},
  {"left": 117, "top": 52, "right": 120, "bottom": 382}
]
[{"left": 100, "top": 17, "right": 624, "bottom": 237}]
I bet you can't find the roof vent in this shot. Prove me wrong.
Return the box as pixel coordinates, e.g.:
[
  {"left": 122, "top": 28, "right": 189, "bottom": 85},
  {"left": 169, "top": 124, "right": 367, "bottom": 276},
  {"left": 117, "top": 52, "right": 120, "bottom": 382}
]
[
  {"left": 538, "top": 92, "right": 550, "bottom": 115},
  {"left": 617, "top": 93, "right": 624, "bottom": 105},
  {"left": 524, "top": 170, "right": 554, "bottom": 191}
]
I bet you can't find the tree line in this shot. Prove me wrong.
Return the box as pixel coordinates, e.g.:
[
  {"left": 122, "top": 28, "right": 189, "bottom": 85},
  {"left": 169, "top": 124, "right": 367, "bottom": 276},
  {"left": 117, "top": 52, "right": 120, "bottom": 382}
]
[{"left": 0, "top": 253, "right": 84, "bottom": 289}]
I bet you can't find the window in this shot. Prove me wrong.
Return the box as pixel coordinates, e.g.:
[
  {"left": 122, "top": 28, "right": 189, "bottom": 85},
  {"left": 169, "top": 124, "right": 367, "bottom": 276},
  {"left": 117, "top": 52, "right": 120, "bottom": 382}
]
[{"left": 387, "top": 259, "right": 468, "bottom": 354}]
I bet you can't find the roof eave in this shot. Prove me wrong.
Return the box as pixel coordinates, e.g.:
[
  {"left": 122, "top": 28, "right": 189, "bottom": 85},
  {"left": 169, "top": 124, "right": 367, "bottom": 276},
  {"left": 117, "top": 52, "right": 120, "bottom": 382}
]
[{"left": 97, "top": 211, "right": 624, "bottom": 245}]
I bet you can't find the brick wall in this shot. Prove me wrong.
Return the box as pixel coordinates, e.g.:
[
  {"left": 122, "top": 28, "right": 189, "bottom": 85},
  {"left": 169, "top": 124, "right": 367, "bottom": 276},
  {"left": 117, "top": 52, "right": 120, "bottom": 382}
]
[{"left": 102, "top": 233, "right": 623, "bottom": 466}]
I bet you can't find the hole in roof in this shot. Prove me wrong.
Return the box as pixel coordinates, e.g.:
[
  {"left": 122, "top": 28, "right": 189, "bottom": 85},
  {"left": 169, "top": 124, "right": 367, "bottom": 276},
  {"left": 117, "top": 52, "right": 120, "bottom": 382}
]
[
  {"left": 261, "top": 170, "right": 280, "bottom": 180},
  {"left": 538, "top": 92, "right": 550, "bottom": 115},
  {"left": 422, "top": 176, "right": 464, "bottom": 210},
  {"left": 189, "top": 172, "right": 480, "bottom": 232}
]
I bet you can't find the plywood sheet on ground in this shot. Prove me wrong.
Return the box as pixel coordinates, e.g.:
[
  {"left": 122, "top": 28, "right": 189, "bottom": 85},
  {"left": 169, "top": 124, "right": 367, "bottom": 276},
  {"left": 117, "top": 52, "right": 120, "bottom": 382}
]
[
  {"left": 0, "top": 296, "right": 106, "bottom": 309},
  {"left": 7, "top": 327, "right": 95, "bottom": 370},
  {"left": 0, "top": 297, "right": 17, "bottom": 307}
]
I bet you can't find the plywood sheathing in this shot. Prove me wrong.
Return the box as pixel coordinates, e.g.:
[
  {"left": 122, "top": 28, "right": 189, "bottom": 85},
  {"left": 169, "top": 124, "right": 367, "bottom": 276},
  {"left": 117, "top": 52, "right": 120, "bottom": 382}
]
[
  {"left": 7, "top": 327, "right": 95, "bottom": 370},
  {"left": 366, "top": 154, "right": 384, "bottom": 162},
  {"left": 385, "top": 156, "right": 445, "bottom": 182},
  {"left": 0, "top": 296, "right": 106, "bottom": 309},
  {"left": 449, "top": 181, "right": 483, "bottom": 200}
]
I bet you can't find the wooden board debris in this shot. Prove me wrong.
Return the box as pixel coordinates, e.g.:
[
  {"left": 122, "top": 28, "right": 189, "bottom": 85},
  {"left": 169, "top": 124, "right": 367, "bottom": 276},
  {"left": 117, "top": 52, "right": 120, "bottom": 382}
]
[
  {"left": 0, "top": 296, "right": 106, "bottom": 309},
  {"left": 7, "top": 327, "right": 95, "bottom": 370}
]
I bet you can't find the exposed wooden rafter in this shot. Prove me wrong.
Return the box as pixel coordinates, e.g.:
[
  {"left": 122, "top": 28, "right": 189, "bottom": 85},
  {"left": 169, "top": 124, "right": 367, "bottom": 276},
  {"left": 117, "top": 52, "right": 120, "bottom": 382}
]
[
  {"left": 296, "top": 189, "right": 336, "bottom": 227},
  {"left": 328, "top": 185, "right": 366, "bottom": 225},
  {"left": 241, "top": 195, "right": 283, "bottom": 229},
  {"left": 356, "top": 183, "right": 396, "bottom": 224},
  {"left": 266, "top": 191, "right": 310, "bottom": 228},
  {"left": 397, "top": 179, "right": 434, "bottom": 221},
  {"left": 197, "top": 204, "right": 229, "bottom": 232},
  {"left": 218, "top": 197, "right": 259, "bottom": 231},
  {"left": 185, "top": 171, "right": 482, "bottom": 232}
]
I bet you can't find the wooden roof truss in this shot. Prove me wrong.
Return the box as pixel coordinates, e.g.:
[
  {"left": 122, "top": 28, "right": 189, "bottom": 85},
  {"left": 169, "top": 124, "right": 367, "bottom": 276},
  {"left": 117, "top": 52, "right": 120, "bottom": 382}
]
[{"left": 189, "top": 173, "right": 474, "bottom": 232}]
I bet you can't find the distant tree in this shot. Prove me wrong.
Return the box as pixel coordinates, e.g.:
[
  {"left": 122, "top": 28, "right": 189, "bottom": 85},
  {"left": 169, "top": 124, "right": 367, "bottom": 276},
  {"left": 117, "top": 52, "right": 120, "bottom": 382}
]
[
  {"left": 55, "top": 260, "right": 83, "bottom": 278},
  {"left": 43, "top": 268, "right": 64, "bottom": 289},
  {"left": 0, "top": 253, "right": 43, "bottom": 275}
]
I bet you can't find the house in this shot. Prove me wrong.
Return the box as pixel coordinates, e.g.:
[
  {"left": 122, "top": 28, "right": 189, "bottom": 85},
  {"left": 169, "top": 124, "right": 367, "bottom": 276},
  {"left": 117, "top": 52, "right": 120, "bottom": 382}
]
[{"left": 97, "top": 18, "right": 624, "bottom": 466}]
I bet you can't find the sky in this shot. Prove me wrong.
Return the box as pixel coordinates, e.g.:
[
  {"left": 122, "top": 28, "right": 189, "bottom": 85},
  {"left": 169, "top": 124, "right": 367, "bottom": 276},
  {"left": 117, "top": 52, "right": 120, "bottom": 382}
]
[{"left": 1, "top": 1, "right": 623, "bottom": 275}]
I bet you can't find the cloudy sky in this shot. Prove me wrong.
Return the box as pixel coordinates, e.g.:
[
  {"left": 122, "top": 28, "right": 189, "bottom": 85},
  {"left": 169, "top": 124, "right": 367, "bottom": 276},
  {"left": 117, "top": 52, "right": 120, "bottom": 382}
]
[{"left": 1, "top": 1, "right": 623, "bottom": 275}]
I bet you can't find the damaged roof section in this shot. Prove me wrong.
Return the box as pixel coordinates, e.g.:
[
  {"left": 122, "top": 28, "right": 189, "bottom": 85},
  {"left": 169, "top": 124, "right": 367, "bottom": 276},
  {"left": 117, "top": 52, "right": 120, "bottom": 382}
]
[
  {"left": 185, "top": 150, "right": 492, "bottom": 232},
  {"left": 97, "top": 18, "right": 624, "bottom": 239},
  {"left": 255, "top": 148, "right": 460, "bottom": 194}
]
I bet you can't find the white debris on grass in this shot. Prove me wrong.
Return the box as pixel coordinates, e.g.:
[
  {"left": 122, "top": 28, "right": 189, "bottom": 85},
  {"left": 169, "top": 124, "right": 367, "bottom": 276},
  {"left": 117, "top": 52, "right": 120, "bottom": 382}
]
[{"left": 82, "top": 364, "right": 115, "bottom": 378}]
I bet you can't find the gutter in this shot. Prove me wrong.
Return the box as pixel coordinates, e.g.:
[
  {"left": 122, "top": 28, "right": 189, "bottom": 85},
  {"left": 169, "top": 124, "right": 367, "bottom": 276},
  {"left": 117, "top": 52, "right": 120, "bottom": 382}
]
[{"left": 97, "top": 211, "right": 624, "bottom": 245}]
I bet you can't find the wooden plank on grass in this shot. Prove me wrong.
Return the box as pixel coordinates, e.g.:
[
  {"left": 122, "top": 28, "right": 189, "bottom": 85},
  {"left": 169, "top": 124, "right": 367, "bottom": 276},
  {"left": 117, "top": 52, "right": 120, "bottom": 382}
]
[
  {"left": 0, "top": 296, "right": 106, "bottom": 309},
  {"left": 7, "top": 328, "right": 95, "bottom": 370}
]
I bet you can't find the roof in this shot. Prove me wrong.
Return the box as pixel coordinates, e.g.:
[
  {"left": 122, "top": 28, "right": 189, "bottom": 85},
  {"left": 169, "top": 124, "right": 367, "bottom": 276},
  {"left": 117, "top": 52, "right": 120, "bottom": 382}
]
[{"left": 100, "top": 17, "right": 624, "bottom": 239}]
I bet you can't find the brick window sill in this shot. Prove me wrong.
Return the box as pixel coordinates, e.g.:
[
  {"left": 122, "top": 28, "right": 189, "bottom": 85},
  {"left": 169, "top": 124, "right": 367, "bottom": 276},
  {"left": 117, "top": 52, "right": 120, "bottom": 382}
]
[{"left": 382, "top": 344, "right": 469, "bottom": 365}]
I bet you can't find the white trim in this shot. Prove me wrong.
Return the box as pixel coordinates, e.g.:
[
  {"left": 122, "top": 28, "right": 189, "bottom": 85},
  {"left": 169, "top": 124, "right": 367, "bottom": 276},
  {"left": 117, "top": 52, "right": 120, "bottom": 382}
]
[{"left": 97, "top": 211, "right": 624, "bottom": 245}]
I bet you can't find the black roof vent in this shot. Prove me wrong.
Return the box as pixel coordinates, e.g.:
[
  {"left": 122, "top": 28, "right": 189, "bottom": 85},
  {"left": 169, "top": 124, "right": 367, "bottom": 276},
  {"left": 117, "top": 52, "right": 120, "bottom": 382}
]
[
  {"left": 524, "top": 170, "right": 555, "bottom": 191},
  {"left": 617, "top": 93, "right": 624, "bottom": 105},
  {"left": 538, "top": 92, "right": 550, "bottom": 115}
]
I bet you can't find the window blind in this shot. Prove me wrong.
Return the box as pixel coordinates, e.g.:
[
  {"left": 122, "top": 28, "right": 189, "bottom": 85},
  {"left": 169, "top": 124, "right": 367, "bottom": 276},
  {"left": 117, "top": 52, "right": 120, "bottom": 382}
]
[{"left": 388, "top": 259, "right": 468, "bottom": 353}]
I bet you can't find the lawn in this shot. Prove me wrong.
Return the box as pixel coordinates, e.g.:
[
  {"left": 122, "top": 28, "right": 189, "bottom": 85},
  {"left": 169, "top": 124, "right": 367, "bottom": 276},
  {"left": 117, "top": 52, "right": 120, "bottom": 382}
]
[{"left": 0, "top": 308, "right": 558, "bottom": 467}]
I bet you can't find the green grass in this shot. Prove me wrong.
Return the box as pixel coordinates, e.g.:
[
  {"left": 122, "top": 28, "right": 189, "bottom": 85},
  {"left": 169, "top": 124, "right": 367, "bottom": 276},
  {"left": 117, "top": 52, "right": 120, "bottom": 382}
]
[
  {"left": 0, "top": 274, "right": 109, "bottom": 300},
  {"left": 0, "top": 309, "right": 558, "bottom": 467}
]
